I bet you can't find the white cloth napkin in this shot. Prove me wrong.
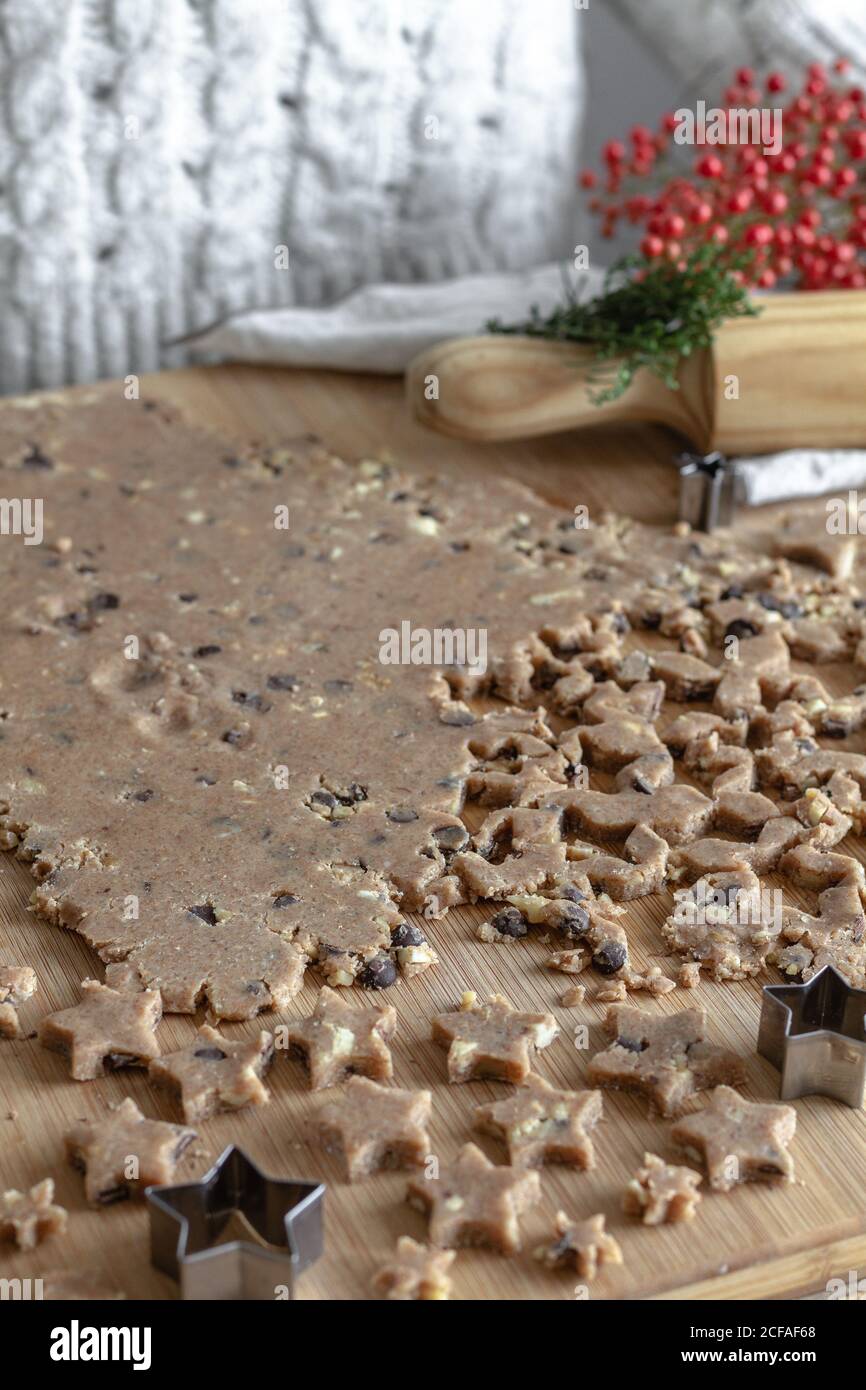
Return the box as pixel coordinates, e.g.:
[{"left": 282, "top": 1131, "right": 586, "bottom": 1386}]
[
  {"left": 186, "top": 263, "right": 594, "bottom": 374},
  {"left": 185, "top": 264, "right": 866, "bottom": 505}
]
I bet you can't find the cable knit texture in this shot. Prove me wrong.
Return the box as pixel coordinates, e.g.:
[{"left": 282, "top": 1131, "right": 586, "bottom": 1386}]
[{"left": 0, "top": 0, "right": 582, "bottom": 394}]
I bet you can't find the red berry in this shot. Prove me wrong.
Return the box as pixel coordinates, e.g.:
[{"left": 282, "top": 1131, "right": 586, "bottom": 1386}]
[
  {"left": 757, "top": 268, "right": 777, "bottom": 287},
  {"left": 834, "top": 58, "right": 851, "bottom": 75},
  {"left": 736, "top": 66, "right": 755, "bottom": 85},
  {"left": 727, "top": 188, "right": 753, "bottom": 213},
  {"left": 665, "top": 213, "right": 686, "bottom": 236},
  {"left": 690, "top": 201, "right": 713, "bottom": 224},
  {"left": 579, "top": 170, "right": 597, "bottom": 189},
  {"left": 808, "top": 164, "right": 832, "bottom": 186},
  {"left": 695, "top": 154, "right": 724, "bottom": 178},
  {"left": 767, "top": 72, "right": 786, "bottom": 93},
  {"left": 762, "top": 189, "right": 788, "bottom": 215},
  {"left": 603, "top": 140, "right": 625, "bottom": 164},
  {"left": 640, "top": 234, "right": 665, "bottom": 257},
  {"left": 745, "top": 222, "right": 774, "bottom": 246}
]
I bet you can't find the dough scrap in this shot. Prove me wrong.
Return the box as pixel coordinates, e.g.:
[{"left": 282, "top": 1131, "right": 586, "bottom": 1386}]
[{"left": 372, "top": 1236, "right": 455, "bottom": 1300}]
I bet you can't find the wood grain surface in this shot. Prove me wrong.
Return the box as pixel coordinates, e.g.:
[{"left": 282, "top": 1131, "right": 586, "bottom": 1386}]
[{"left": 1, "top": 365, "right": 864, "bottom": 1302}]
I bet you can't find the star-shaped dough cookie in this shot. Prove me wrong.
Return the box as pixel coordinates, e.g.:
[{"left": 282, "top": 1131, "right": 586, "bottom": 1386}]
[
  {"left": 149, "top": 1024, "right": 274, "bottom": 1122},
  {"left": 431, "top": 992, "right": 558, "bottom": 1084},
  {"left": 312, "top": 1076, "right": 432, "bottom": 1182},
  {"left": 586, "top": 1004, "right": 745, "bottom": 1116},
  {"left": 671, "top": 1085, "right": 797, "bottom": 1191},
  {"left": 38, "top": 979, "right": 162, "bottom": 1080},
  {"left": 0, "top": 1178, "right": 67, "bottom": 1250},
  {"left": 406, "top": 1142, "right": 541, "bottom": 1253},
  {"left": 474, "top": 1074, "right": 602, "bottom": 1169},
  {"left": 285, "top": 985, "right": 396, "bottom": 1090},
  {"left": 65, "top": 1097, "right": 196, "bottom": 1204},
  {"left": 0, "top": 965, "right": 37, "bottom": 1038},
  {"left": 372, "top": 1236, "right": 455, "bottom": 1300},
  {"left": 622, "top": 1152, "right": 703, "bottom": 1225},
  {"left": 534, "top": 1211, "right": 622, "bottom": 1280}
]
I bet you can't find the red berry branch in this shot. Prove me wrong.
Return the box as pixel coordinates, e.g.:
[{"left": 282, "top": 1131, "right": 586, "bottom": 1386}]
[{"left": 580, "top": 59, "right": 866, "bottom": 291}]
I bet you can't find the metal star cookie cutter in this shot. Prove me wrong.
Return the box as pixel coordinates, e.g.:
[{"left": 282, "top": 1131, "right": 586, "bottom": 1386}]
[
  {"left": 677, "top": 450, "right": 743, "bottom": 531},
  {"left": 758, "top": 965, "right": 866, "bottom": 1108},
  {"left": 146, "top": 1145, "right": 325, "bottom": 1300}
]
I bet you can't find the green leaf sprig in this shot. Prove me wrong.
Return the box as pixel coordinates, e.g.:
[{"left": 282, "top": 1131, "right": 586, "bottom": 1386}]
[{"left": 487, "top": 245, "right": 760, "bottom": 404}]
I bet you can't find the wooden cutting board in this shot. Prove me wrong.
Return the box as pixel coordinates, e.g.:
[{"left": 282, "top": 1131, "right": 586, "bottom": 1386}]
[{"left": 1, "top": 364, "right": 865, "bottom": 1302}]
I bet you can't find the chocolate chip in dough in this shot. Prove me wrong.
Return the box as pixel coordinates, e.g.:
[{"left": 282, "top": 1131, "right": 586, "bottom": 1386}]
[
  {"left": 391, "top": 922, "right": 426, "bottom": 948},
  {"left": 553, "top": 902, "right": 590, "bottom": 938},
  {"left": 593, "top": 941, "right": 627, "bottom": 974},
  {"left": 22, "top": 443, "right": 54, "bottom": 469},
  {"left": 87, "top": 592, "right": 120, "bottom": 611},
  {"left": 489, "top": 907, "right": 528, "bottom": 939},
  {"left": 187, "top": 903, "right": 218, "bottom": 925},
  {"left": 358, "top": 955, "right": 398, "bottom": 990},
  {"left": 725, "top": 619, "right": 759, "bottom": 640},
  {"left": 432, "top": 824, "right": 469, "bottom": 854},
  {"left": 757, "top": 593, "right": 801, "bottom": 619}
]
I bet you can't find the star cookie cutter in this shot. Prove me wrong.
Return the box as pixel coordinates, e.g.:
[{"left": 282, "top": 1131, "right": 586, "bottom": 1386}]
[
  {"left": 758, "top": 965, "right": 866, "bottom": 1108},
  {"left": 146, "top": 1145, "right": 325, "bottom": 1300}
]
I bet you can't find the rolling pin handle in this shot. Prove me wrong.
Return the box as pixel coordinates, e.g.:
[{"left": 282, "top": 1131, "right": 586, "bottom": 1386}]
[{"left": 677, "top": 451, "right": 743, "bottom": 532}]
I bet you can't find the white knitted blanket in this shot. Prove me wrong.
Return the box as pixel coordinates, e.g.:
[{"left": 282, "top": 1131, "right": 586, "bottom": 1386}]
[{"left": 0, "top": 0, "right": 582, "bottom": 394}]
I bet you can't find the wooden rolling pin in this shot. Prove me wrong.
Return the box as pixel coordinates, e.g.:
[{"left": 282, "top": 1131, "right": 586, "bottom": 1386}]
[{"left": 406, "top": 288, "right": 866, "bottom": 454}]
